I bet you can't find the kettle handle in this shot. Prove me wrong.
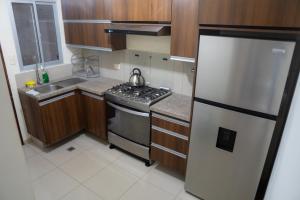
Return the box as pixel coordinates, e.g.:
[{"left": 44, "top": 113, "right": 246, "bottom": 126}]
[{"left": 132, "top": 68, "right": 141, "bottom": 75}]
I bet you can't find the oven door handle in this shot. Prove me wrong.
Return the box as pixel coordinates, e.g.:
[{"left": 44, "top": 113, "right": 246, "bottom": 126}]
[{"left": 107, "top": 102, "right": 149, "bottom": 117}]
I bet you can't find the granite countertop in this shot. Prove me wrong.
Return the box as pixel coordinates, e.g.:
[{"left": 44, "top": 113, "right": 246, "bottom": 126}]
[
  {"left": 150, "top": 93, "right": 192, "bottom": 122},
  {"left": 18, "top": 76, "right": 123, "bottom": 101}
]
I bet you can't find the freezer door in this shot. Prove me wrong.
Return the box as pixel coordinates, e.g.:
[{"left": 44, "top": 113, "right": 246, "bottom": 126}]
[
  {"left": 195, "top": 36, "right": 295, "bottom": 116},
  {"left": 185, "top": 102, "right": 275, "bottom": 200}
]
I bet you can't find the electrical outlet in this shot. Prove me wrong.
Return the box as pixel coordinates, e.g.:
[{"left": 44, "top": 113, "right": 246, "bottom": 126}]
[{"left": 113, "top": 64, "right": 121, "bottom": 70}]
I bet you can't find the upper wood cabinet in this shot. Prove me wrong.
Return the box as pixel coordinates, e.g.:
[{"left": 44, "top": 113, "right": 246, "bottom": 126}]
[
  {"left": 64, "top": 23, "right": 126, "bottom": 50},
  {"left": 198, "top": 0, "right": 300, "bottom": 28},
  {"left": 109, "top": 0, "right": 128, "bottom": 21},
  {"left": 61, "top": 0, "right": 111, "bottom": 20},
  {"left": 171, "top": 0, "right": 200, "bottom": 62},
  {"left": 110, "top": 0, "right": 172, "bottom": 21}
]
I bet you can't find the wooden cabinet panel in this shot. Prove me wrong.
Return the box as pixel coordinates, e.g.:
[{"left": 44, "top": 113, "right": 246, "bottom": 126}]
[
  {"left": 19, "top": 91, "right": 46, "bottom": 143},
  {"left": 150, "top": 0, "right": 172, "bottom": 22},
  {"left": 171, "top": 0, "right": 200, "bottom": 59},
  {"left": 152, "top": 116, "right": 190, "bottom": 137},
  {"left": 39, "top": 92, "right": 83, "bottom": 145},
  {"left": 111, "top": 0, "right": 171, "bottom": 21},
  {"left": 198, "top": 0, "right": 300, "bottom": 28},
  {"left": 81, "top": 93, "right": 107, "bottom": 140},
  {"left": 151, "top": 129, "right": 189, "bottom": 154},
  {"left": 110, "top": 0, "right": 128, "bottom": 21},
  {"left": 127, "top": 0, "right": 150, "bottom": 21},
  {"left": 64, "top": 23, "right": 109, "bottom": 47},
  {"left": 61, "top": 0, "right": 111, "bottom": 20},
  {"left": 151, "top": 114, "right": 190, "bottom": 175},
  {"left": 64, "top": 23, "right": 126, "bottom": 50},
  {"left": 151, "top": 146, "right": 187, "bottom": 175}
]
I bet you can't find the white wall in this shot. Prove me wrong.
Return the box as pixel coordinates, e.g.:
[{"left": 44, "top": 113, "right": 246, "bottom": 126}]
[
  {"left": 83, "top": 49, "right": 195, "bottom": 96},
  {"left": 264, "top": 75, "right": 300, "bottom": 200},
  {"left": 0, "top": 49, "right": 35, "bottom": 200}
]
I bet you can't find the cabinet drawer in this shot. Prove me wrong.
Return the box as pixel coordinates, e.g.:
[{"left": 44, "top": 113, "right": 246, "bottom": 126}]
[
  {"left": 151, "top": 127, "right": 189, "bottom": 155},
  {"left": 152, "top": 113, "right": 190, "bottom": 137},
  {"left": 151, "top": 144, "right": 187, "bottom": 175}
]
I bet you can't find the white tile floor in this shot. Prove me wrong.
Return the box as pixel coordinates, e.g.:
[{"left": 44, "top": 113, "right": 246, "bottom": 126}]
[{"left": 23, "top": 134, "right": 199, "bottom": 200}]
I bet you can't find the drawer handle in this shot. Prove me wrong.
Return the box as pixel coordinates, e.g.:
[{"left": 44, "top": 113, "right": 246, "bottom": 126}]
[
  {"left": 152, "top": 113, "right": 190, "bottom": 127},
  {"left": 81, "top": 91, "right": 104, "bottom": 100},
  {"left": 39, "top": 92, "right": 75, "bottom": 106},
  {"left": 152, "top": 125, "right": 189, "bottom": 141},
  {"left": 151, "top": 143, "right": 187, "bottom": 159}
]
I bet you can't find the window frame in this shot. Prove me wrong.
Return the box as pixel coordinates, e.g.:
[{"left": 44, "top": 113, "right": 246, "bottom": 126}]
[{"left": 10, "top": 0, "right": 63, "bottom": 71}]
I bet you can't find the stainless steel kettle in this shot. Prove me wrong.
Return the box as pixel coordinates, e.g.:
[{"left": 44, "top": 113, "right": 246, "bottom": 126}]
[{"left": 129, "top": 68, "right": 145, "bottom": 87}]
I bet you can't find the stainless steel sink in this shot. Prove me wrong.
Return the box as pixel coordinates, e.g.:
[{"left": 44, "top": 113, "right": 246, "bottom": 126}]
[
  {"left": 34, "top": 84, "right": 63, "bottom": 94},
  {"left": 54, "top": 77, "right": 87, "bottom": 87}
]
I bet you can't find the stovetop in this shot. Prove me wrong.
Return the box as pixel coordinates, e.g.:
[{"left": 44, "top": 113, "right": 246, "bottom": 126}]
[{"left": 105, "top": 83, "right": 172, "bottom": 112}]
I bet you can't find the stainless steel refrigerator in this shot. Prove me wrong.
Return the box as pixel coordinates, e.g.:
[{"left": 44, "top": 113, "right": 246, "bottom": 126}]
[{"left": 185, "top": 35, "right": 296, "bottom": 200}]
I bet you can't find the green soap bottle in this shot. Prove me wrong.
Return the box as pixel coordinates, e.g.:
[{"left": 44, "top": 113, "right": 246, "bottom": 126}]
[{"left": 40, "top": 65, "right": 49, "bottom": 84}]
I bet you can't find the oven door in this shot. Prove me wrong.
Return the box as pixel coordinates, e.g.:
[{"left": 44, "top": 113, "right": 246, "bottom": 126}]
[{"left": 107, "top": 102, "right": 150, "bottom": 146}]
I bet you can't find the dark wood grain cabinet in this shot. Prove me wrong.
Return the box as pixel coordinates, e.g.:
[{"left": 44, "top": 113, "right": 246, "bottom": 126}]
[
  {"left": 40, "top": 92, "right": 83, "bottom": 145},
  {"left": 19, "top": 91, "right": 83, "bottom": 146},
  {"left": 170, "top": 0, "right": 200, "bottom": 62},
  {"left": 61, "top": 0, "right": 111, "bottom": 20},
  {"left": 198, "top": 0, "right": 300, "bottom": 28},
  {"left": 19, "top": 89, "right": 109, "bottom": 146},
  {"left": 62, "top": 0, "right": 172, "bottom": 22},
  {"left": 150, "top": 113, "right": 191, "bottom": 175},
  {"left": 64, "top": 23, "right": 126, "bottom": 50},
  {"left": 81, "top": 92, "right": 107, "bottom": 140},
  {"left": 126, "top": 0, "right": 172, "bottom": 22}
]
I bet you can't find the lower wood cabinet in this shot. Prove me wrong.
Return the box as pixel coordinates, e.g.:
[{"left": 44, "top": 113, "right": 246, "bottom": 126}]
[
  {"left": 150, "top": 113, "right": 191, "bottom": 175},
  {"left": 19, "top": 89, "right": 109, "bottom": 146},
  {"left": 81, "top": 91, "right": 107, "bottom": 140},
  {"left": 39, "top": 92, "right": 83, "bottom": 145},
  {"left": 19, "top": 90, "right": 83, "bottom": 146}
]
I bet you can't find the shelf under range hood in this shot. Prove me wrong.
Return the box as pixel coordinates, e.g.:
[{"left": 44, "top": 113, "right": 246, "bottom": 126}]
[{"left": 105, "top": 23, "right": 171, "bottom": 36}]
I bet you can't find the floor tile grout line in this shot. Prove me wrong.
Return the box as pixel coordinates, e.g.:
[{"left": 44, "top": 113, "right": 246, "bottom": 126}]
[{"left": 26, "top": 135, "right": 186, "bottom": 200}]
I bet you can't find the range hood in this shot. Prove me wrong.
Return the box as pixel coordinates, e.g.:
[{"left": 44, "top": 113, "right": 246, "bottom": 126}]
[{"left": 105, "top": 23, "right": 171, "bottom": 36}]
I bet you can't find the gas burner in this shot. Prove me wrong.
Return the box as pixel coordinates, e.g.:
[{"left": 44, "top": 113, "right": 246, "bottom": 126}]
[{"left": 105, "top": 83, "right": 172, "bottom": 112}]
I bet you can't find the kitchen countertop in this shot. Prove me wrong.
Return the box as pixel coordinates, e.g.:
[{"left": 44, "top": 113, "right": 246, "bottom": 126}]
[
  {"left": 150, "top": 93, "right": 192, "bottom": 122},
  {"left": 18, "top": 76, "right": 123, "bottom": 101}
]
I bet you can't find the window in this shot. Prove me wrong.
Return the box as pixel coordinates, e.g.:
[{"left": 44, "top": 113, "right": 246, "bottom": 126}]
[{"left": 11, "top": 1, "right": 62, "bottom": 70}]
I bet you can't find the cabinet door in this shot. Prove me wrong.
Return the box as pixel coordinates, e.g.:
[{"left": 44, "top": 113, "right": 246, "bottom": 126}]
[
  {"left": 39, "top": 92, "right": 83, "bottom": 145},
  {"left": 171, "top": 0, "right": 199, "bottom": 61},
  {"left": 64, "top": 23, "right": 126, "bottom": 50},
  {"left": 198, "top": 0, "right": 300, "bottom": 28},
  {"left": 150, "top": 0, "right": 172, "bottom": 22},
  {"left": 110, "top": 0, "right": 128, "bottom": 21},
  {"left": 61, "top": 0, "right": 111, "bottom": 20},
  {"left": 64, "top": 23, "right": 111, "bottom": 48},
  {"left": 127, "top": 0, "right": 150, "bottom": 21},
  {"left": 81, "top": 92, "right": 107, "bottom": 140}
]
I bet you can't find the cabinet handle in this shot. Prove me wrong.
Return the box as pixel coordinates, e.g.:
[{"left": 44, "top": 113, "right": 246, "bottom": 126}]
[
  {"left": 81, "top": 91, "right": 104, "bottom": 100},
  {"left": 152, "top": 125, "right": 189, "bottom": 141},
  {"left": 151, "top": 143, "right": 187, "bottom": 159},
  {"left": 152, "top": 113, "right": 190, "bottom": 127},
  {"left": 170, "top": 56, "right": 195, "bottom": 63},
  {"left": 107, "top": 102, "right": 149, "bottom": 117},
  {"left": 39, "top": 92, "right": 75, "bottom": 106}
]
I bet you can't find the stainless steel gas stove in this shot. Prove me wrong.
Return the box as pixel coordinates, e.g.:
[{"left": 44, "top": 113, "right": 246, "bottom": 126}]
[
  {"left": 105, "top": 83, "right": 171, "bottom": 166},
  {"left": 105, "top": 83, "right": 171, "bottom": 112}
]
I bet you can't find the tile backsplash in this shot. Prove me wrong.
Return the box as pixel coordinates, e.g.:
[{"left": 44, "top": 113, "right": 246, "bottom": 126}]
[{"left": 83, "top": 50, "right": 195, "bottom": 96}]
